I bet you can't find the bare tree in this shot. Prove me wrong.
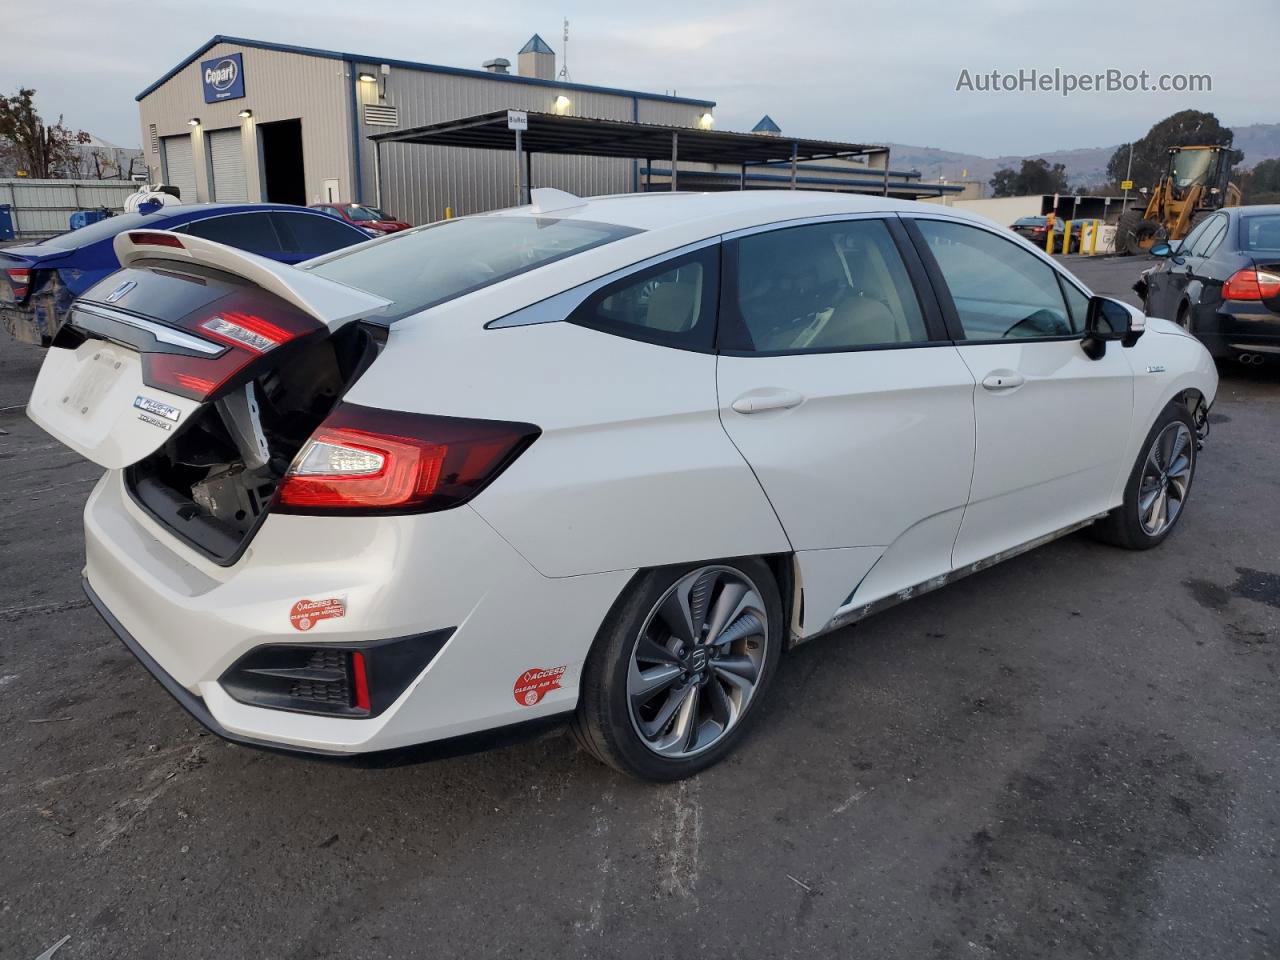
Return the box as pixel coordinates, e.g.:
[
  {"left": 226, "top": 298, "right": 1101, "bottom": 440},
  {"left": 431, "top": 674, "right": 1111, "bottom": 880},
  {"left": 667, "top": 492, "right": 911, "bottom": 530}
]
[{"left": 0, "top": 87, "right": 90, "bottom": 178}]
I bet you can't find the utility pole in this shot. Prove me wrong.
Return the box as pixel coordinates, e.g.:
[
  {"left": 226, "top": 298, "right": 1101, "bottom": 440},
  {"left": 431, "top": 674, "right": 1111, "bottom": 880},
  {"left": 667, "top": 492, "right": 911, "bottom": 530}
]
[{"left": 1121, "top": 142, "right": 1134, "bottom": 214}]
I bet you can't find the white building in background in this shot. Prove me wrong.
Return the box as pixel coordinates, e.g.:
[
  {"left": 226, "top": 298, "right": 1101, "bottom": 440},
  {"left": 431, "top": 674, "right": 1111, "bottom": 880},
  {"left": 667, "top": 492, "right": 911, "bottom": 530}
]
[{"left": 135, "top": 34, "right": 715, "bottom": 224}]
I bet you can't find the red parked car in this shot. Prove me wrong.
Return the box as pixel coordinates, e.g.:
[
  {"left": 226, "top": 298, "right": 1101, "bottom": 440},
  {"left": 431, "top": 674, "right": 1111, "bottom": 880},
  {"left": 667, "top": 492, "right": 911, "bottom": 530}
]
[{"left": 311, "top": 202, "right": 411, "bottom": 237}]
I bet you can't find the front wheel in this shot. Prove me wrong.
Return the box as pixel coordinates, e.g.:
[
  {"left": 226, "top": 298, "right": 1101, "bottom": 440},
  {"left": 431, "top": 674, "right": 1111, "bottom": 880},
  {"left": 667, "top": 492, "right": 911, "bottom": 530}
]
[
  {"left": 1091, "top": 402, "right": 1197, "bottom": 549},
  {"left": 572, "top": 558, "right": 783, "bottom": 781}
]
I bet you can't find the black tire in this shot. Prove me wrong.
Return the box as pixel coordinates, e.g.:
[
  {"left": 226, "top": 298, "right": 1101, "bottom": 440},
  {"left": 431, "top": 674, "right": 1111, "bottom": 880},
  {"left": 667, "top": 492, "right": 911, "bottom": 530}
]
[
  {"left": 1175, "top": 301, "right": 1192, "bottom": 332},
  {"left": 1117, "top": 210, "right": 1166, "bottom": 256},
  {"left": 571, "top": 557, "right": 784, "bottom": 781},
  {"left": 1090, "top": 401, "right": 1197, "bottom": 550}
]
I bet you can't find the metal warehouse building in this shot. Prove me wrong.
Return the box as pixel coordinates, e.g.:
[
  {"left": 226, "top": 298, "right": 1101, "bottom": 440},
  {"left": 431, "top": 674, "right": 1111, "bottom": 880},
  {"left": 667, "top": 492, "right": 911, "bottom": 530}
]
[{"left": 136, "top": 34, "right": 716, "bottom": 224}]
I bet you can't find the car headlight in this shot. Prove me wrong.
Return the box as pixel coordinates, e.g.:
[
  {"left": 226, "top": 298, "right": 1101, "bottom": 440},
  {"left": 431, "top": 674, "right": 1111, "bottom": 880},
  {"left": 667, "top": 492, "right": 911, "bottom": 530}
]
[{"left": 361, "top": 227, "right": 382, "bottom": 238}]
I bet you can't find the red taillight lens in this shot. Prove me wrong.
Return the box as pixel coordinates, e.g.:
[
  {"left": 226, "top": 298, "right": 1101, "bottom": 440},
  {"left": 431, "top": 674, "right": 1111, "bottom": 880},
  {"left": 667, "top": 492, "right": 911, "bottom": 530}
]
[
  {"left": 276, "top": 404, "right": 540, "bottom": 514},
  {"left": 137, "top": 293, "right": 320, "bottom": 401},
  {"left": 128, "top": 231, "right": 185, "bottom": 248},
  {"left": 6, "top": 267, "right": 31, "bottom": 300},
  {"left": 1223, "top": 267, "right": 1280, "bottom": 301}
]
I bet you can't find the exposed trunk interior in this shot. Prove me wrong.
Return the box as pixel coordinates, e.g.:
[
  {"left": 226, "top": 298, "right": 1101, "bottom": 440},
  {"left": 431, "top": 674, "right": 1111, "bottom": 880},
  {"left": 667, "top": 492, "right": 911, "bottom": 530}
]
[{"left": 126, "top": 321, "right": 382, "bottom": 564}]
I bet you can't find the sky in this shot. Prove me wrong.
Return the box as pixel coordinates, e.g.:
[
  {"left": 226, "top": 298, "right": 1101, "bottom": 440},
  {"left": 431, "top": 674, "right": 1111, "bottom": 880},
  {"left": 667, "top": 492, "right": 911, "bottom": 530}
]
[{"left": 6, "top": 0, "right": 1274, "bottom": 156}]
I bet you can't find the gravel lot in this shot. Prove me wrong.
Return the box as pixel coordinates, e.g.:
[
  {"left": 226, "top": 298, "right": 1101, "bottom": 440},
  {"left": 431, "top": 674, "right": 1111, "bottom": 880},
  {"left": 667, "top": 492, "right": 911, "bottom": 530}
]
[{"left": 1, "top": 254, "right": 1276, "bottom": 960}]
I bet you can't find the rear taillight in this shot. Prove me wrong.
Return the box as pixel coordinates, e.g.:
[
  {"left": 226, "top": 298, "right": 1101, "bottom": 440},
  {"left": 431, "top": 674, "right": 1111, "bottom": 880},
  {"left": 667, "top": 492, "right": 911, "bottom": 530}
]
[
  {"left": 1223, "top": 267, "right": 1280, "bottom": 301},
  {"left": 276, "top": 403, "right": 539, "bottom": 514},
  {"left": 138, "top": 297, "right": 320, "bottom": 401},
  {"left": 6, "top": 267, "right": 31, "bottom": 300}
]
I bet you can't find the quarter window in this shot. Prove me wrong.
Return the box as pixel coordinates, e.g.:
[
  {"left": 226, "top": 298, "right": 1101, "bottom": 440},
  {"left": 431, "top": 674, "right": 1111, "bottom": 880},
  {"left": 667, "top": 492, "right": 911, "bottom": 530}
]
[
  {"left": 915, "top": 219, "right": 1073, "bottom": 340},
  {"left": 723, "top": 219, "right": 929, "bottom": 353},
  {"left": 568, "top": 246, "right": 719, "bottom": 351}
]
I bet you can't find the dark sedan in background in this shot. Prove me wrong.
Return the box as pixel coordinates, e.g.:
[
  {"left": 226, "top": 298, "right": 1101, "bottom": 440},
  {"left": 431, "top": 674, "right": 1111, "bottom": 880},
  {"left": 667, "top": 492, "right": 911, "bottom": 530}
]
[
  {"left": 1, "top": 203, "right": 368, "bottom": 345},
  {"left": 1135, "top": 204, "right": 1280, "bottom": 362},
  {"left": 1009, "top": 216, "right": 1082, "bottom": 253}
]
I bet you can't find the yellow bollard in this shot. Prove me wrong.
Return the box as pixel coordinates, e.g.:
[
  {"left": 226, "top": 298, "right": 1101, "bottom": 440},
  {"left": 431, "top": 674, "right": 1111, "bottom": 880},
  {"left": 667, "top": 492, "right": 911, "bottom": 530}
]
[
  {"left": 1045, "top": 226, "right": 1055, "bottom": 255},
  {"left": 445, "top": 206, "right": 453, "bottom": 220},
  {"left": 1062, "top": 220, "right": 1072, "bottom": 255},
  {"left": 1088, "top": 219, "right": 1100, "bottom": 256}
]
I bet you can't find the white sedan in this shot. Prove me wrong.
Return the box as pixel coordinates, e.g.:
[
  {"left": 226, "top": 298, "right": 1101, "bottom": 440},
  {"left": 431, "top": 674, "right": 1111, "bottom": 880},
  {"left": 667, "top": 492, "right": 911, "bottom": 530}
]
[{"left": 28, "top": 189, "right": 1217, "bottom": 780}]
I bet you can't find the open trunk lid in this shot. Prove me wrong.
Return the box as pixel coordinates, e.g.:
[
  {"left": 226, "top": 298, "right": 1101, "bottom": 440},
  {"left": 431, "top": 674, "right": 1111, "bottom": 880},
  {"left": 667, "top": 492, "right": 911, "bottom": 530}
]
[{"left": 27, "top": 230, "right": 390, "bottom": 470}]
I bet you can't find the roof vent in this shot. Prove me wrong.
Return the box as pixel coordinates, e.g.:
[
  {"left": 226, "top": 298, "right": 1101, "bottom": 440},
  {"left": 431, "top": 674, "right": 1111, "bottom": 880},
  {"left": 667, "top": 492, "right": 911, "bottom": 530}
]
[
  {"left": 483, "top": 58, "right": 511, "bottom": 74},
  {"left": 518, "top": 34, "right": 556, "bottom": 81}
]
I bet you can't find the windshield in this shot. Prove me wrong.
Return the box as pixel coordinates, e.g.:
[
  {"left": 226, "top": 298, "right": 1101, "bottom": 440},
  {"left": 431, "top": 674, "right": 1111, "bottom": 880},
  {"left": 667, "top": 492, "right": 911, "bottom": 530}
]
[
  {"left": 306, "top": 216, "right": 641, "bottom": 319},
  {"left": 1242, "top": 215, "right": 1280, "bottom": 251},
  {"left": 1170, "top": 149, "right": 1215, "bottom": 189},
  {"left": 38, "top": 209, "right": 176, "bottom": 249},
  {"left": 346, "top": 205, "right": 390, "bottom": 222}
]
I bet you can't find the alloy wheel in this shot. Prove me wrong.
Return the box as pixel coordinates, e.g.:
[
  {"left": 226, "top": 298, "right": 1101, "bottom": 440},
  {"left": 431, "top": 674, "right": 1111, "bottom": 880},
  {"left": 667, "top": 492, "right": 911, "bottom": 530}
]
[
  {"left": 626, "top": 566, "right": 769, "bottom": 759},
  {"left": 1138, "top": 421, "right": 1193, "bottom": 536}
]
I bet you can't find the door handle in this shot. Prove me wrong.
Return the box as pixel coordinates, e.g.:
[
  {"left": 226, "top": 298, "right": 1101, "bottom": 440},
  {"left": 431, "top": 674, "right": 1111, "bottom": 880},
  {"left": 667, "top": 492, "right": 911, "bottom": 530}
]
[
  {"left": 731, "top": 389, "right": 805, "bottom": 414},
  {"left": 981, "top": 372, "right": 1025, "bottom": 392}
]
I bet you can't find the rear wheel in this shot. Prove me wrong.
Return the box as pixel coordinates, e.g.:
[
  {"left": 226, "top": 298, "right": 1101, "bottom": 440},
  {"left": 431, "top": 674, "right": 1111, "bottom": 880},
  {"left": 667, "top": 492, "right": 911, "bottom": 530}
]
[
  {"left": 1091, "top": 402, "right": 1196, "bottom": 549},
  {"left": 572, "top": 558, "right": 783, "bottom": 781}
]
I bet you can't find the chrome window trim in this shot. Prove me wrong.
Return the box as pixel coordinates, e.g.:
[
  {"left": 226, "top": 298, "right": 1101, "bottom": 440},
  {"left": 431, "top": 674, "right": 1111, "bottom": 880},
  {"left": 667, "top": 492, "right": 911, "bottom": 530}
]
[
  {"left": 486, "top": 236, "right": 721, "bottom": 329},
  {"left": 72, "top": 303, "right": 224, "bottom": 355}
]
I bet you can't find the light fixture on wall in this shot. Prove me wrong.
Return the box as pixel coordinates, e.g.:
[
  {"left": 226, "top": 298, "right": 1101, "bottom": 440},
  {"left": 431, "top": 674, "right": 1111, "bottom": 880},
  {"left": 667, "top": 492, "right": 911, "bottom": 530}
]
[
  {"left": 187, "top": 117, "right": 200, "bottom": 126},
  {"left": 238, "top": 109, "right": 252, "bottom": 119},
  {"left": 553, "top": 95, "right": 571, "bottom": 115},
  {"left": 358, "top": 72, "right": 377, "bottom": 83},
  {"left": 699, "top": 112, "right": 715, "bottom": 129}
]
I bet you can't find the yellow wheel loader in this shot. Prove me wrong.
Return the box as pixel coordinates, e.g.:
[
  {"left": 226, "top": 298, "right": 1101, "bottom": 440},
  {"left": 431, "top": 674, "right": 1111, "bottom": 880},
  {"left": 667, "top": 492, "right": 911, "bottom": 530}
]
[{"left": 1115, "top": 145, "right": 1242, "bottom": 256}]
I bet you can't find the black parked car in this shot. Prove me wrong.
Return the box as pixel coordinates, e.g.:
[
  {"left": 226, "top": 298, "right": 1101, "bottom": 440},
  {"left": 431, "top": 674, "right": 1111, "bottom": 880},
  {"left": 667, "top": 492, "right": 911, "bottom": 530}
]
[
  {"left": 1135, "top": 205, "right": 1280, "bottom": 362},
  {"left": 1008, "top": 216, "right": 1080, "bottom": 253}
]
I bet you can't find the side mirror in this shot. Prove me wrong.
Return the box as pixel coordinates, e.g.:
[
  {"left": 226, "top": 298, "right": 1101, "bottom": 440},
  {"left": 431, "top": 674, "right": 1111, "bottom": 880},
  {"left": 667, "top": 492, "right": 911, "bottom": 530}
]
[
  {"left": 1082, "top": 296, "right": 1145, "bottom": 359},
  {"left": 1150, "top": 241, "right": 1172, "bottom": 258}
]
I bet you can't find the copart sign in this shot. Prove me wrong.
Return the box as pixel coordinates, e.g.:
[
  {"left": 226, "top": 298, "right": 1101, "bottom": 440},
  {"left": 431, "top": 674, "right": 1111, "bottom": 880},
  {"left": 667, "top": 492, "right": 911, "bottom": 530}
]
[{"left": 202, "top": 52, "right": 245, "bottom": 103}]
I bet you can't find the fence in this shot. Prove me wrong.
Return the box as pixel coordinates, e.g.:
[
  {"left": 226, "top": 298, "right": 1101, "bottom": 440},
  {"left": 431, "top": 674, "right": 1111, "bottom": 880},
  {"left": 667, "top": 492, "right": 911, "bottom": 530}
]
[{"left": 0, "top": 179, "right": 141, "bottom": 240}]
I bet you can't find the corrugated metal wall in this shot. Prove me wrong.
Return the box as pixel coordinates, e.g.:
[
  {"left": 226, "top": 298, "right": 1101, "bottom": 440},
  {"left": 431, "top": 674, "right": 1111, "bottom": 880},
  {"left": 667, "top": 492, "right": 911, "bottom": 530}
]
[
  {"left": 355, "top": 66, "right": 709, "bottom": 223},
  {"left": 138, "top": 42, "right": 355, "bottom": 205},
  {"left": 0, "top": 179, "right": 141, "bottom": 238}
]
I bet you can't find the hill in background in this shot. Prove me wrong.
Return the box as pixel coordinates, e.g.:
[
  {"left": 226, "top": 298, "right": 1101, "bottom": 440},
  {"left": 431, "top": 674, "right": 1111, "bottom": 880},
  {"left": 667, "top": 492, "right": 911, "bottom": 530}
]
[{"left": 886, "top": 122, "right": 1279, "bottom": 188}]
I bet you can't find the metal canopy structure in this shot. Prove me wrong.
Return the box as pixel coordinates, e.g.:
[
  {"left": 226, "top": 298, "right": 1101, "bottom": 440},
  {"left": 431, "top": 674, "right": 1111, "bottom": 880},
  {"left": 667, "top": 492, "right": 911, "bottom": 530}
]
[{"left": 368, "top": 109, "right": 894, "bottom": 206}]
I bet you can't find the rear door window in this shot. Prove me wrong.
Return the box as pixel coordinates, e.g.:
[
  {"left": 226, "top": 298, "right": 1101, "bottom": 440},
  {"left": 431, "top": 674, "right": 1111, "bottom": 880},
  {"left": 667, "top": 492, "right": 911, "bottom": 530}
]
[
  {"left": 722, "top": 219, "right": 930, "bottom": 353},
  {"left": 179, "top": 213, "right": 283, "bottom": 256}
]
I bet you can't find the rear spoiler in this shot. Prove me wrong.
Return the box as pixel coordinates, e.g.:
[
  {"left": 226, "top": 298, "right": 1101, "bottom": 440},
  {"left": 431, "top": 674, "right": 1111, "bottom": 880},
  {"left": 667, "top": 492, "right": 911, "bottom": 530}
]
[{"left": 112, "top": 230, "right": 391, "bottom": 329}]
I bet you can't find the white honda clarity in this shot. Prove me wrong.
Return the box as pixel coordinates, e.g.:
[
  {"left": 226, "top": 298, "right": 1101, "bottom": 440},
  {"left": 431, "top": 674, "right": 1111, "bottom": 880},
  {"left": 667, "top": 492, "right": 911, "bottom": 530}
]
[{"left": 28, "top": 189, "right": 1217, "bottom": 780}]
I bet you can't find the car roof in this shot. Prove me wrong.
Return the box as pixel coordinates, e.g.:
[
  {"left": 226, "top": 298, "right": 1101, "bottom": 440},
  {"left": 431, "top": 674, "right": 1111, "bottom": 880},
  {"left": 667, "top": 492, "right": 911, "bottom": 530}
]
[
  {"left": 481, "top": 189, "right": 1007, "bottom": 240},
  {"left": 1232, "top": 204, "right": 1280, "bottom": 216}
]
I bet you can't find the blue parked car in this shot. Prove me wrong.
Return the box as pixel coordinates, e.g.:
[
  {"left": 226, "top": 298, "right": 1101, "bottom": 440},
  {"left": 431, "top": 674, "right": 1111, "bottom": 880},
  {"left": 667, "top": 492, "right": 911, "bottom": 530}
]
[{"left": 1, "top": 203, "right": 370, "bottom": 345}]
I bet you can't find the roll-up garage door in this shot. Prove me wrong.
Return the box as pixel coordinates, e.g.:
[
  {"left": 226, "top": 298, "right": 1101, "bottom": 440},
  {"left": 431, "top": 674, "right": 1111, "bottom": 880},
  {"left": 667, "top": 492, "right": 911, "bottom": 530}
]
[
  {"left": 161, "top": 135, "right": 197, "bottom": 203},
  {"left": 207, "top": 128, "right": 248, "bottom": 203}
]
